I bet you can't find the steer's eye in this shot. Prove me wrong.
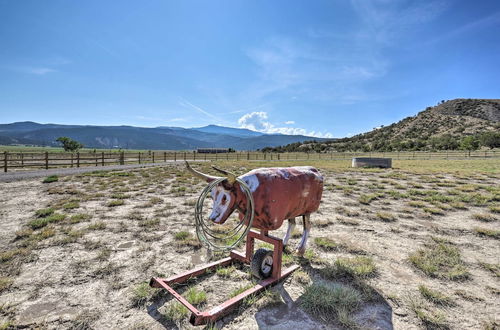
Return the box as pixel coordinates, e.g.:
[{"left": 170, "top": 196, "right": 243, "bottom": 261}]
[{"left": 221, "top": 195, "right": 227, "bottom": 204}]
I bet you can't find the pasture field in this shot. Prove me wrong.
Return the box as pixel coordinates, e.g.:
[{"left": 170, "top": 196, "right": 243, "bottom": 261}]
[{"left": 0, "top": 159, "right": 499, "bottom": 329}]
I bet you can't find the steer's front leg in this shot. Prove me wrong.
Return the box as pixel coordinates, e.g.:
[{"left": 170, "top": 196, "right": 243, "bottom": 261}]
[
  {"left": 296, "top": 214, "right": 311, "bottom": 256},
  {"left": 282, "top": 218, "right": 296, "bottom": 248}
]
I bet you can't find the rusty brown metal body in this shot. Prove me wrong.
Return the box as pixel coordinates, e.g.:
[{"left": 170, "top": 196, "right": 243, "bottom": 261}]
[
  {"left": 149, "top": 230, "right": 299, "bottom": 326},
  {"left": 235, "top": 167, "right": 324, "bottom": 230}
]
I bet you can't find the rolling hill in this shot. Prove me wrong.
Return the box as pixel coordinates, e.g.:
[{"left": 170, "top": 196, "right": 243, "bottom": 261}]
[
  {"left": 263, "top": 99, "right": 500, "bottom": 152},
  {"left": 0, "top": 122, "right": 326, "bottom": 150}
]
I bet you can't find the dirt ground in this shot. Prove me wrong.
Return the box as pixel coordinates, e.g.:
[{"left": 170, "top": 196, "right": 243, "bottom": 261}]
[{"left": 0, "top": 161, "right": 499, "bottom": 329}]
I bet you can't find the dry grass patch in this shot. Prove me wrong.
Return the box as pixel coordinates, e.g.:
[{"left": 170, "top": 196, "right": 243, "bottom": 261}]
[
  {"left": 87, "top": 221, "right": 106, "bottom": 231},
  {"left": 472, "top": 213, "right": 496, "bottom": 222},
  {"left": 473, "top": 227, "right": 500, "bottom": 239},
  {"left": 0, "top": 248, "right": 30, "bottom": 263},
  {"left": 358, "top": 193, "right": 382, "bottom": 205},
  {"left": 107, "top": 200, "right": 125, "bottom": 207},
  {"left": 489, "top": 205, "right": 500, "bottom": 213},
  {"left": 409, "top": 241, "right": 469, "bottom": 280},
  {"left": 0, "top": 277, "right": 13, "bottom": 293},
  {"left": 408, "top": 295, "right": 449, "bottom": 330},
  {"left": 336, "top": 217, "right": 360, "bottom": 226},
  {"left": 375, "top": 211, "right": 396, "bottom": 222},
  {"left": 173, "top": 231, "right": 201, "bottom": 250},
  {"left": 408, "top": 201, "right": 427, "bottom": 208},
  {"left": 423, "top": 207, "right": 445, "bottom": 216},
  {"left": 479, "top": 262, "right": 500, "bottom": 277}
]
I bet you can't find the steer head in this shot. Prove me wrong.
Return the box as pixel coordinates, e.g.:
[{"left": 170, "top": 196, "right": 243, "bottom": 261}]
[{"left": 185, "top": 162, "right": 244, "bottom": 224}]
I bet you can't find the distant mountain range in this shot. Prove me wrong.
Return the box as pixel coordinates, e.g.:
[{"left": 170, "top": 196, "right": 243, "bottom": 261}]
[{"left": 0, "top": 122, "right": 328, "bottom": 150}]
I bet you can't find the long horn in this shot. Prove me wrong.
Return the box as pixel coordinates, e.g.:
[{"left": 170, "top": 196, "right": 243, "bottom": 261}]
[
  {"left": 185, "top": 161, "right": 220, "bottom": 183},
  {"left": 211, "top": 166, "right": 237, "bottom": 184}
]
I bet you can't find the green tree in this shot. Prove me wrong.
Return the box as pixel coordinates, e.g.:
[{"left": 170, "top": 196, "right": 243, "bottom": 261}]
[
  {"left": 460, "top": 136, "right": 480, "bottom": 151},
  {"left": 478, "top": 132, "right": 500, "bottom": 149},
  {"left": 56, "top": 137, "right": 83, "bottom": 152}
]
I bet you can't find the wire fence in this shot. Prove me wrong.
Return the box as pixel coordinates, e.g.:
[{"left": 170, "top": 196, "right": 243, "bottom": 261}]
[{"left": 1, "top": 150, "right": 498, "bottom": 172}]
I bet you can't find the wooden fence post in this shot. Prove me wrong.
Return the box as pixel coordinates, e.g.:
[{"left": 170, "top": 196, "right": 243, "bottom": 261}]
[
  {"left": 71, "top": 153, "right": 74, "bottom": 167},
  {"left": 120, "top": 152, "right": 124, "bottom": 165},
  {"left": 174, "top": 152, "right": 177, "bottom": 162},
  {"left": 21, "top": 153, "right": 24, "bottom": 167},
  {"left": 183, "top": 152, "right": 186, "bottom": 160},
  {"left": 45, "top": 152, "right": 49, "bottom": 169},
  {"left": 152, "top": 152, "right": 155, "bottom": 163},
  {"left": 193, "top": 151, "right": 196, "bottom": 161},
  {"left": 77, "top": 152, "right": 80, "bottom": 167},
  {"left": 138, "top": 152, "right": 141, "bottom": 164},
  {"left": 3, "top": 152, "right": 7, "bottom": 172},
  {"left": 101, "top": 152, "right": 105, "bottom": 166},
  {"left": 164, "top": 152, "right": 167, "bottom": 162}
]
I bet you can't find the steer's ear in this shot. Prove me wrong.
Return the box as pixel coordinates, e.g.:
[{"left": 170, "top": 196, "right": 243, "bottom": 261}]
[
  {"left": 185, "top": 161, "right": 220, "bottom": 183},
  {"left": 212, "top": 166, "right": 237, "bottom": 184}
]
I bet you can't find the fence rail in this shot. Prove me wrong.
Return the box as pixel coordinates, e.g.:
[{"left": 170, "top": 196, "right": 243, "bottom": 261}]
[{"left": 1, "top": 150, "right": 499, "bottom": 172}]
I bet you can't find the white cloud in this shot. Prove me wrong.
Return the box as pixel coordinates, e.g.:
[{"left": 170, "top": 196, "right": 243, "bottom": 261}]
[
  {"left": 284, "top": 120, "right": 295, "bottom": 125},
  {"left": 28, "top": 67, "right": 56, "bottom": 75},
  {"left": 238, "top": 112, "right": 333, "bottom": 138}
]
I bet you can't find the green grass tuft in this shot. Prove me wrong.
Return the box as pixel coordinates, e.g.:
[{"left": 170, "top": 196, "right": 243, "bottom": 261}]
[
  {"left": 174, "top": 231, "right": 190, "bottom": 240},
  {"left": 322, "top": 256, "right": 377, "bottom": 279},
  {"left": 314, "top": 237, "right": 338, "bottom": 251},
  {"left": 216, "top": 265, "right": 236, "bottom": 278},
  {"left": 418, "top": 285, "right": 453, "bottom": 305},
  {"left": 409, "top": 241, "right": 469, "bottom": 280},
  {"left": 301, "top": 282, "right": 361, "bottom": 327},
  {"left": 63, "top": 201, "right": 80, "bottom": 210},
  {"left": 130, "top": 282, "right": 155, "bottom": 307},
  {"left": 28, "top": 213, "right": 65, "bottom": 229},
  {"left": 229, "top": 283, "right": 254, "bottom": 298},
  {"left": 42, "top": 175, "right": 58, "bottom": 183},
  {"left": 184, "top": 287, "right": 207, "bottom": 305},
  {"left": 35, "top": 207, "right": 55, "bottom": 218}
]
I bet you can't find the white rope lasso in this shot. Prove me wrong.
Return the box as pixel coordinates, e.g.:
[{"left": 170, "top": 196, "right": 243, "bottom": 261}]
[{"left": 194, "top": 178, "right": 254, "bottom": 251}]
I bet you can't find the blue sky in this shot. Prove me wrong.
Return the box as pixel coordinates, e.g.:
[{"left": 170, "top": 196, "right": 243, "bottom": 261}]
[{"left": 1, "top": 0, "right": 499, "bottom": 138}]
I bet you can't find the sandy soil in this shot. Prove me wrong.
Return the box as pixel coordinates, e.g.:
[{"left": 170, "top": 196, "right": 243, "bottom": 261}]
[{"left": 0, "top": 163, "right": 498, "bottom": 329}]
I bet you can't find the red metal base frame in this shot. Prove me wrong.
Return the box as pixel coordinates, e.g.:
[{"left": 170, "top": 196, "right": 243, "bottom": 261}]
[{"left": 149, "top": 229, "right": 299, "bottom": 326}]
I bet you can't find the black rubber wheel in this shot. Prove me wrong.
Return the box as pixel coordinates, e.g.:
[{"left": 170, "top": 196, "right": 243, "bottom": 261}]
[{"left": 251, "top": 248, "right": 274, "bottom": 279}]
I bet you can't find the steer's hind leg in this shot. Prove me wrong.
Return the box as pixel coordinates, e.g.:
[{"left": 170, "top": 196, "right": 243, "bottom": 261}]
[
  {"left": 296, "top": 214, "right": 311, "bottom": 256},
  {"left": 282, "top": 218, "right": 296, "bottom": 248}
]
